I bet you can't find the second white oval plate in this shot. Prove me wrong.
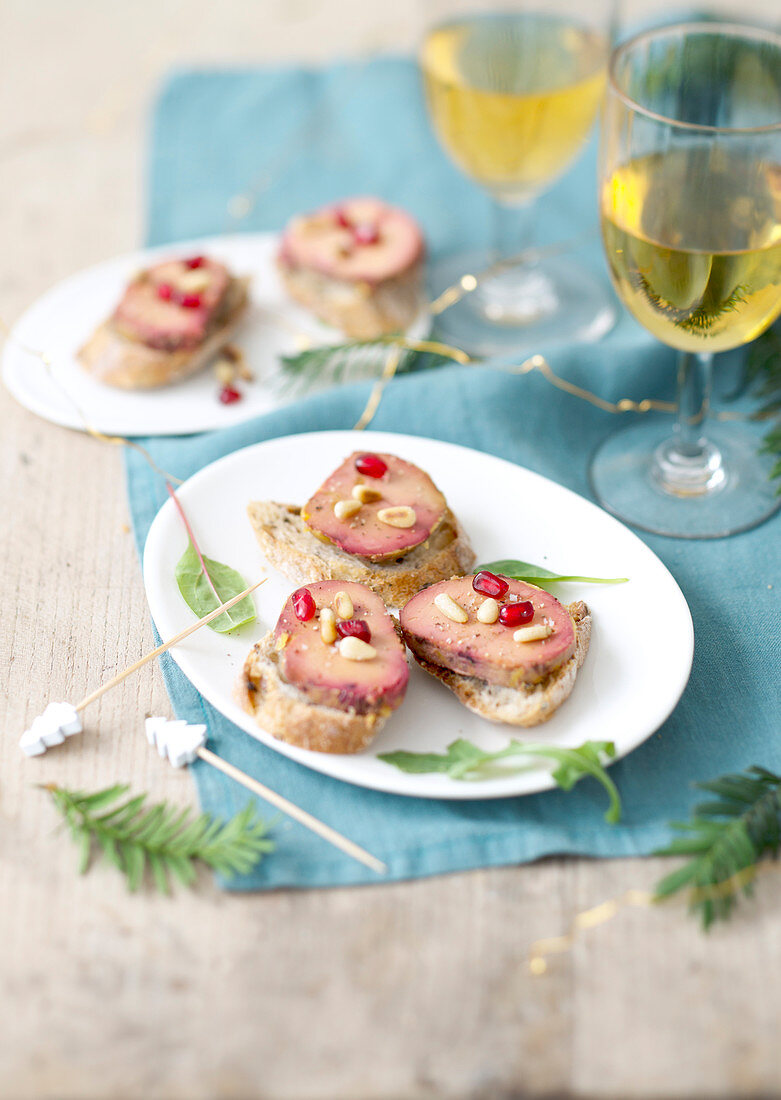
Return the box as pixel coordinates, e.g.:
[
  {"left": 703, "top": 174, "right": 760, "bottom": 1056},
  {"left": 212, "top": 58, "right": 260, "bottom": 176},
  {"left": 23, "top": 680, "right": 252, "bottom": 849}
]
[
  {"left": 2, "top": 233, "right": 429, "bottom": 437},
  {"left": 143, "top": 430, "right": 694, "bottom": 800}
]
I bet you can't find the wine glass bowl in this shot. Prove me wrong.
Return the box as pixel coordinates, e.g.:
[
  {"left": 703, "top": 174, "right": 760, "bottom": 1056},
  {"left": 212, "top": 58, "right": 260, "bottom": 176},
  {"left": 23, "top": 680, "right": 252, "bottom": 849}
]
[
  {"left": 591, "top": 22, "right": 781, "bottom": 537},
  {"left": 421, "top": 12, "right": 607, "bottom": 206}
]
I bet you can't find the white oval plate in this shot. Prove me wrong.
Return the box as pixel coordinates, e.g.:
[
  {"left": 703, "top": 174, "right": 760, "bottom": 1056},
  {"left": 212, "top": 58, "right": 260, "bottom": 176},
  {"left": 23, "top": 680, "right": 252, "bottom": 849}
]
[
  {"left": 143, "top": 430, "right": 694, "bottom": 800},
  {"left": 2, "top": 233, "right": 429, "bottom": 437}
]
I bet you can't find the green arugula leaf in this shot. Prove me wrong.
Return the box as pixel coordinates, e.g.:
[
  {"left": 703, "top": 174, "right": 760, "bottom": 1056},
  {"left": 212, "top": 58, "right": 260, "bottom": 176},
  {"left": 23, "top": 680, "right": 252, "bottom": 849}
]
[
  {"left": 175, "top": 542, "right": 256, "bottom": 633},
  {"left": 477, "top": 559, "right": 628, "bottom": 588},
  {"left": 378, "top": 739, "right": 621, "bottom": 823}
]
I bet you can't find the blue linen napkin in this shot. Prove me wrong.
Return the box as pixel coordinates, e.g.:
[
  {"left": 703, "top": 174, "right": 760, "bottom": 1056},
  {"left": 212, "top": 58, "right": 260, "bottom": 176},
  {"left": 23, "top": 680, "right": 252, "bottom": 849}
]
[{"left": 126, "top": 58, "right": 781, "bottom": 889}]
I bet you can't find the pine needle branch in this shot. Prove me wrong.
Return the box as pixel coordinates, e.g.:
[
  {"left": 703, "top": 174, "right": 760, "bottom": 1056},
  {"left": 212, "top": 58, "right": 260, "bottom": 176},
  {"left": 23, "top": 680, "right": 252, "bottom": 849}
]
[
  {"left": 43, "top": 783, "right": 274, "bottom": 892},
  {"left": 746, "top": 326, "right": 781, "bottom": 493},
  {"left": 654, "top": 766, "right": 781, "bottom": 928},
  {"left": 279, "top": 339, "right": 460, "bottom": 398}
]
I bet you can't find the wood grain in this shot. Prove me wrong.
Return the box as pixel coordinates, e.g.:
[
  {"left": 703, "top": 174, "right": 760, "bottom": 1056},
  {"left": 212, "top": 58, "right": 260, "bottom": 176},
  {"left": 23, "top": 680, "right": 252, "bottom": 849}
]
[{"left": 1, "top": 2, "right": 780, "bottom": 1097}]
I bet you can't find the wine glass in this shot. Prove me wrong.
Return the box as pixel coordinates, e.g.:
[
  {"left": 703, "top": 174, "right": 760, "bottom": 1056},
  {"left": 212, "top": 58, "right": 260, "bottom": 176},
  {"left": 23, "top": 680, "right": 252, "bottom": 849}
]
[
  {"left": 591, "top": 22, "right": 781, "bottom": 538},
  {"left": 419, "top": 0, "right": 618, "bottom": 355}
]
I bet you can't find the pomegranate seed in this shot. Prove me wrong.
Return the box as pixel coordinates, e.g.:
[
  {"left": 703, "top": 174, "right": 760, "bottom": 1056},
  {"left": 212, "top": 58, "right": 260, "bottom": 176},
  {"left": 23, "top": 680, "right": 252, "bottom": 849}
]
[
  {"left": 353, "top": 222, "right": 380, "bottom": 245},
  {"left": 157, "top": 283, "right": 173, "bottom": 301},
  {"left": 354, "top": 453, "right": 387, "bottom": 479},
  {"left": 336, "top": 619, "right": 371, "bottom": 643},
  {"left": 334, "top": 207, "right": 352, "bottom": 229},
  {"left": 218, "top": 385, "right": 242, "bottom": 405},
  {"left": 473, "top": 571, "right": 509, "bottom": 599},
  {"left": 499, "top": 601, "right": 534, "bottom": 627},
  {"left": 292, "top": 587, "right": 316, "bottom": 622},
  {"left": 179, "top": 293, "right": 202, "bottom": 309},
  {"left": 185, "top": 256, "right": 205, "bottom": 269}
]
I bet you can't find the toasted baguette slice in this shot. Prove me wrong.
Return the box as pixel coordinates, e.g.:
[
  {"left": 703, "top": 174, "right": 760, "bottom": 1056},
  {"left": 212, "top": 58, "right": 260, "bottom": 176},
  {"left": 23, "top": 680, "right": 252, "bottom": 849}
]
[
  {"left": 279, "top": 262, "right": 424, "bottom": 339},
  {"left": 238, "top": 632, "right": 391, "bottom": 754},
  {"left": 247, "top": 500, "right": 475, "bottom": 607},
  {"left": 78, "top": 277, "right": 249, "bottom": 389},
  {"left": 409, "top": 601, "right": 591, "bottom": 727}
]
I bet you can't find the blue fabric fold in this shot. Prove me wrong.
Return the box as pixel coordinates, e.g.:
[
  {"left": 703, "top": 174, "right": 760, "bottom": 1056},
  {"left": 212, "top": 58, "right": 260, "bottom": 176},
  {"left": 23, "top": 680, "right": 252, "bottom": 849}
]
[{"left": 124, "top": 58, "right": 780, "bottom": 889}]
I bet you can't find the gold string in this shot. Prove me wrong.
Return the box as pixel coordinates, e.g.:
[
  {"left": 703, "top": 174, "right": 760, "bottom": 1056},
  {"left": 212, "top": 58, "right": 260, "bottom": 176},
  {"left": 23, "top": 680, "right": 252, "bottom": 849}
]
[
  {"left": 353, "top": 346, "right": 403, "bottom": 430},
  {"left": 527, "top": 861, "right": 778, "bottom": 975}
]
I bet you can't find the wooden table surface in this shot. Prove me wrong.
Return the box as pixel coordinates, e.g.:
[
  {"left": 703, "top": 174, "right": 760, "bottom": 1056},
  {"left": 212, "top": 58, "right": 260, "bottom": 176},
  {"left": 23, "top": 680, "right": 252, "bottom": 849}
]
[{"left": 2, "top": 3, "right": 780, "bottom": 1097}]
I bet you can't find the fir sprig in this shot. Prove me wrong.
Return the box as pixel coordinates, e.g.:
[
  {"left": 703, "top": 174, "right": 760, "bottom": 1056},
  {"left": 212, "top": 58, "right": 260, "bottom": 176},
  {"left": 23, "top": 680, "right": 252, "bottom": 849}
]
[
  {"left": 654, "top": 766, "right": 781, "bottom": 928},
  {"left": 44, "top": 783, "right": 273, "bottom": 892},
  {"left": 632, "top": 271, "right": 749, "bottom": 334},
  {"left": 279, "top": 341, "right": 459, "bottom": 397},
  {"left": 279, "top": 341, "right": 413, "bottom": 397},
  {"left": 746, "top": 325, "right": 781, "bottom": 492}
]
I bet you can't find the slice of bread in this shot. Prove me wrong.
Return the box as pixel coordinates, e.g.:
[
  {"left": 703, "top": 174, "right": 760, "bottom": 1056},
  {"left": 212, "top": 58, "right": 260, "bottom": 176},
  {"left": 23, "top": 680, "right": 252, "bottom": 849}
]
[
  {"left": 408, "top": 601, "right": 591, "bottom": 727},
  {"left": 78, "top": 277, "right": 249, "bottom": 389},
  {"left": 279, "top": 262, "right": 424, "bottom": 339},
  {"left": 238, "top": 632, "right": 391, "bottom": 753},
  {"left": 246, "top": 500, "right": 476, "bottom": 607}
]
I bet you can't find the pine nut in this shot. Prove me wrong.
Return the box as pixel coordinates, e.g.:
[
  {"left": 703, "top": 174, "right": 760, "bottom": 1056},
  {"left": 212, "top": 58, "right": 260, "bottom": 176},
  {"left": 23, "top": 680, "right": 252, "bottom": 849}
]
[
  {"left": 179, "top": 269, "right": 211, "bottom": 292},
  {"left": 477, "top": 598, "right": 499, "bottom": 624},
  {"left": 338, "top": 636, "right": 377, "bottom": 661},
  {"left": 514, "top": 623, "right": 553, "bottom": 643},
  {"left": 319, "top": 608, "right": 337, "bottom": 645},
  {"left": 333, "top": 591, "right": 354, "bottom": 620},
  {"left": 377, "top": 505, "right": 416, "bottom": 528},
  {"left": 352, "top": 483, "right": 382, "bottom": 503},
  {"left": 334, "top": 498, "right": 362, "bottom": 520},
  {"left": 434, "top": 592, "right": 468, "bottom": 623},
  {"left": 214, "top": 359, "right": 235, "bottom": 386}
]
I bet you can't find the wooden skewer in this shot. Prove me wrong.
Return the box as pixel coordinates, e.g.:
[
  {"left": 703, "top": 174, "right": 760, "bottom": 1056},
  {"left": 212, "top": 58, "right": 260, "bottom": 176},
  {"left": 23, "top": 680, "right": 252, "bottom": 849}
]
[
  {"left": 197, "top": 747, "right": 387, "bottom": 875},
  {"left": 72, "top": 578, "right": 387, "bottom": 875},
  {"left": 75, "top": 580, "right": 267, "bottom": 712}
]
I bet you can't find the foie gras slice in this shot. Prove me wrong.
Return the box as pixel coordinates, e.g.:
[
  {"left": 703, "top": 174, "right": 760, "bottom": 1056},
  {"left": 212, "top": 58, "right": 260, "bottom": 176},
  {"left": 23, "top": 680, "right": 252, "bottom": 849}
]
[
  {"left": 278, "top": 197, "right": 424, "bottom": 284},
  {"left": 301, "top": 452, "right": 447, "bottom": 563},
  {"left": 400, "top": 576, "right": 577, "bottom": 686},
  {"left": 275, "top": 580, "right": 409, "bottom": 714},
  {"left": 113, "top": 258, "right": 231, "bottom": 351}
]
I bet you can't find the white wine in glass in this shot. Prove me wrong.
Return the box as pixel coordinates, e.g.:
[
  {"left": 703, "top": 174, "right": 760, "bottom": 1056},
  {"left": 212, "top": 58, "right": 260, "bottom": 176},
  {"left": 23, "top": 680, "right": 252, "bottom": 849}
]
[
  {"left": 420, "top": 5, "right": 617, "bottom": 355},
  {"left": 602, "top": 151, "right": 781, "bottom": 352},
  {"left": 592, "top": 22, "right": 781, "bottom": 538},
  {"left": 422, "top": 15, "right": 607, "bottom": 203}
]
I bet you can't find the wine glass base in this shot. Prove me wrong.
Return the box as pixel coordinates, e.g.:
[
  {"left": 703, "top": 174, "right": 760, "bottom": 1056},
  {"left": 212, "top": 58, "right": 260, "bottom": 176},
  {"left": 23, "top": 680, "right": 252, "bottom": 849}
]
[
  {"left": 428, "top": 251, "right": 616, "bottom": 357},
  {"left": 589, "top": 418, "right": 781, "bottom": 539}
]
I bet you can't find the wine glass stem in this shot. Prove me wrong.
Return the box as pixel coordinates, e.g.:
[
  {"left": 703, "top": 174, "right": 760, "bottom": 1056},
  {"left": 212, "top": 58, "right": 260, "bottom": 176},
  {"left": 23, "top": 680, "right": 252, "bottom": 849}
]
[
  {"left": 675, "top": 350, "right": 711, "bottom": 454},
  {"left": 491, "top": 196, "right": 534, "bottom": 261},
  {"left": 652, "top": 350, "right": 726, "bottom": 497}
]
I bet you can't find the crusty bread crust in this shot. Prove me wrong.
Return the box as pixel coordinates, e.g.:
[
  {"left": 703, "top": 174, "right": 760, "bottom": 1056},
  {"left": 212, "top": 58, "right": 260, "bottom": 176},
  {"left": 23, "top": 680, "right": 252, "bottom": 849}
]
[
  {"left": 247, "top": 500, "right": 476, "bottom": 607},
  {"left": 409, "top": 601, "right": 591, "bottom": 727},
  {"left": 278, "top": 260, "right": 424, "bottom": 339},
  {"left": 77, "top": 277, "right": 249, "bottom": 389},
  {"left": 238, "top": 632, "right": 389, "bottom": 754}
]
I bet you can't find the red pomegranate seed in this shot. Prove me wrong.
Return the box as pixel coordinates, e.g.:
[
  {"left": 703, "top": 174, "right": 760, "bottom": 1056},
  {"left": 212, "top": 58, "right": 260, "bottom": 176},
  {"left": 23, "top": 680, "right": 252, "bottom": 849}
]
[
  {"left": 498, "top": 601, "right": 534, "bottom": 627},
  {"left": 179, "top": 293, "right": 202, "bottom": 309},
  {"left": 185, "top": 256, "right": 205, "bottom": 269},
  {"left": 157, "top": 283, "right": 173, "bottom": 301},
  {"left": 472, "top": 571, "right": 509, "bottom": 599},
  {"left": 218, "top": 385, "right": 242, "bottom": 405},
  {"left": 292, "top": 587, "right": 316, "bottom": 622},
  {"left": 354, "top": 453, "right": 387, "bottom": 479},
  {"left": 336, "top": 619, "right": 371, "bottom": 643},
  {"left": 353, "top": 222, "right": 379, "bottom": 245},
  {"left": 334, "top": 207, "right": 352, "bottom": 229}
]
